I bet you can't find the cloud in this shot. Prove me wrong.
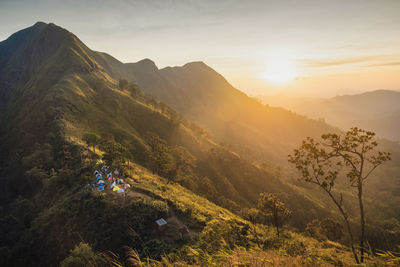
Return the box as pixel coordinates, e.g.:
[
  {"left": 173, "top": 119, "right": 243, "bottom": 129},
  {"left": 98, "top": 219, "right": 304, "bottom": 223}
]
[
  {"left": 363, "top": 61, "right": 400, "bottom": 67},
  {"left": 300, "top": 55, "right": 400, "bottom": 68}
]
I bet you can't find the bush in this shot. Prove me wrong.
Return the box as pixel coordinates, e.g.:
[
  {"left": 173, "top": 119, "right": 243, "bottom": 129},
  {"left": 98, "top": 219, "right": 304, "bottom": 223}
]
[{"left": 60, "top": 242, "right": 104, "bottom": 267}]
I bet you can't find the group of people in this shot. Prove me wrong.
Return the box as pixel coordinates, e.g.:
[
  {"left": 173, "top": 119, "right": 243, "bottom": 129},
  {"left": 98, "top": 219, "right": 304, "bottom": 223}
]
[{"left": 92, "top": 160, "right": 131, "bottom": 194}]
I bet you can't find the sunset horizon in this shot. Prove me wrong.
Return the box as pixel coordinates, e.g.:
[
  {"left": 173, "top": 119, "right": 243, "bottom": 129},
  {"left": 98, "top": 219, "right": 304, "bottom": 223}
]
[{"left": 2, "top": 0, "right": 399, "bottom": 98}]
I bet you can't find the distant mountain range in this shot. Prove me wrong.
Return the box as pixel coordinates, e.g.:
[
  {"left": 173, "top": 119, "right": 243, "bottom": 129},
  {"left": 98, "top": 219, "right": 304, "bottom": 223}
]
[{"left": 260, "top": 90, "right": 400, "bottom": 142}]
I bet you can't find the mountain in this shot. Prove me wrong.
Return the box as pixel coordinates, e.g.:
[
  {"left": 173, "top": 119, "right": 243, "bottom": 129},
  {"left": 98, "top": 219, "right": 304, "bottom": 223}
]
[
  {"left": 260, "top": 90, "right": 400, "bottom": 142},
  {"left": 91, "top": 53, "right": 338, "bottom": 164},
  {"left": 0, "top": 22, "right": 399, "bottom": 266},
  {"left": 0, "top": 22, "right": 333, "bottom": 265}
]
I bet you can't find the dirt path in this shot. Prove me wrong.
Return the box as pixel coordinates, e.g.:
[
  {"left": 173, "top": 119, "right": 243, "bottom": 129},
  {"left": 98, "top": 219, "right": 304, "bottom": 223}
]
[
  {"left": 95, "top": 170, "right": 199, "bottom": 239},
  {"left": 126, "top": 190, "right": 152, "bottom": 200},
  {"left": 166, "top": 208, "right": 199, "bottom": 238}
]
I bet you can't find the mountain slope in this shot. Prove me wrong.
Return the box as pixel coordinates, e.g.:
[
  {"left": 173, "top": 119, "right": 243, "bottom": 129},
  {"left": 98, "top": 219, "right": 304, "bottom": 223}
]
[
  {"left": 0, "top": 22, "right": 340, "bottom": 265},
  {"left": 94, "top": 55, "right": 338, "bottom": 164},
  {"left": 1, "top": 22, "right": 399, "bottom": 266}
]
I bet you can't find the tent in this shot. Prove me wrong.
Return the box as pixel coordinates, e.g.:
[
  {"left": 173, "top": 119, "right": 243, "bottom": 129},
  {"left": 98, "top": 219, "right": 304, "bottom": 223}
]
[
  {"left": 112, "top": 186, "right": 120, "bottom": 192},
  {"left": 116, "top": 188, "right": 125, "bottom": 194},
  {"left": 98, "top": 184, "right": 105, "bottom": 191},
  {"left": 97, "top": 180, "right": 105, "bottom": 184},
  {"left": 110, "top": 181, "right": 116, "bottom": 189}
]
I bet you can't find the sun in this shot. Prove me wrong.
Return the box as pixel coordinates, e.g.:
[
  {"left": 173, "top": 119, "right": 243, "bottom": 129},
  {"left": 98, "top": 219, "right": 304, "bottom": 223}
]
[{"left": 261, "top": 58, "right": 297, "bottom": 85}]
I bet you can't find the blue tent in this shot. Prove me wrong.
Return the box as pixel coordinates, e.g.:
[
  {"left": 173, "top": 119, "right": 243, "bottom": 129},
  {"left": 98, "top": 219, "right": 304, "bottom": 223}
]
[{"left": 117, "top": 188, "right": 125, "bottom": 194}]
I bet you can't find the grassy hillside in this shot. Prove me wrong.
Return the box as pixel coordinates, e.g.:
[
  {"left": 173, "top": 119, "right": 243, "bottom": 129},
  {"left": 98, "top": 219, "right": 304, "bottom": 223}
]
[
  {"left": 1, "top": 22, "right": 399, "bottom": 266},
  {"left": 0, "top": 22, "right": 330, "bottom": 266},
  {"left": 0, "top": 22, "right": 334, "bottom": 220},
  {"left": 71, "top": 164, "right": 377, "bottom": 267}
]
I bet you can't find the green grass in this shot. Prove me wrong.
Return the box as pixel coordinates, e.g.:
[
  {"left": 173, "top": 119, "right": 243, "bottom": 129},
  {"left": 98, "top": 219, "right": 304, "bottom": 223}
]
[{"left": 103, "top": 163, "right": 382, "bottom": 267}]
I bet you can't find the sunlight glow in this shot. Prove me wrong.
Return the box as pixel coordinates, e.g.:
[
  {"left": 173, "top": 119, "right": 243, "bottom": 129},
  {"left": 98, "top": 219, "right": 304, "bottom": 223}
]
[{"left": 261, "top": 58, "right": 297, "bottom": 85}]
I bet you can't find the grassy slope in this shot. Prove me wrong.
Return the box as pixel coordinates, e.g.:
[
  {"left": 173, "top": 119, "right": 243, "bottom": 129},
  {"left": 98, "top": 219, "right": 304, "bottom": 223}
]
[
  {"left": 97, "top": 163, "right": 377, "bottom": 266},
  {"left": 0, "top": 22, "right": 397, "bottom": 266}
]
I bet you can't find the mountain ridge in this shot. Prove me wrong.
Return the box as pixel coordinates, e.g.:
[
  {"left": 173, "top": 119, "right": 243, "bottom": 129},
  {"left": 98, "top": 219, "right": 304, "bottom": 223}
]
[
  {"left": 1, "top": 22, "right": 399, "bottom": 266},
  {"left": 0, "top": 21, "right": 332, "bottom": 220},
  {"left": 261, "top": 89, "right": 400, "bottom": 142}
]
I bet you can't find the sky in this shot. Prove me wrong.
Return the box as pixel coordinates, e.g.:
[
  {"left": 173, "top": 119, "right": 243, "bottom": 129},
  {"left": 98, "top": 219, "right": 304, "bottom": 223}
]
[{"left": 1, "top": 0, "right": 400, "bottom": 97}]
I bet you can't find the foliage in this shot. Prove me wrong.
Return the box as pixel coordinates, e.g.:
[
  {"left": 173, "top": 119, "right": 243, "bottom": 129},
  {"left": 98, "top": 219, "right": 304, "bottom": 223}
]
[
  {"left": 306, "top": 218, "right": 343, "bottom": 242},
  {"left": 60, "top": 242, "right": 104, "bottom": 267},
  {"left": 1, "top": 22, "right": 400, "bottom": 267},
  {"left": 257, "top": 193, "right": 291, "bottom": 237},
  {"left": 289, "top": 127, "right": 392, "bottom": 264},
  {"left": 244, "top": 208, "right": 262, "bottom": 248},
  {"left": 376, "top": 248, "right": 400, "bottom": 266},
  {"left": 99, "top": 134, "right": 126, "bottom": 169},
  {"left": 145, "top": 132, "right": 176, "bottom": 183},
  {"left": 82, "top": 132, "right": 100, "bottom": 153}
]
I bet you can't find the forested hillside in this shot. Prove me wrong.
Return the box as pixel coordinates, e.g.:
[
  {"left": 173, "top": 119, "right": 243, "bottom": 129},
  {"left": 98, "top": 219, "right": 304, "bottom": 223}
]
[{"left": 0, "top": 22, "right": 399, "bottom": 266}]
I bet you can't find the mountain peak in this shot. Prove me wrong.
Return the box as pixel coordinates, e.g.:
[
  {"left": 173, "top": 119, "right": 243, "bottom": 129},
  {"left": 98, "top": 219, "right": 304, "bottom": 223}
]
[
  {"left": 125, "top": 58, "right": 159, "bottom": 72},
  {"left": 32, "top": 21, "right": 48, "bottom": 28},
  {"left": 137, "top": 58, "right": 157, "bottom": 67},
  {"left": 182, "top": 61, "right": 209, "bottom": 69},
  {"left": 0, "top": 21, "right": 100, "bottom": 89},
  {"left": 160, "top": 61, "right": 213, "bottom": 73},
  {"left": 183, "top": 61, "right": 206, "bottom": 66}
]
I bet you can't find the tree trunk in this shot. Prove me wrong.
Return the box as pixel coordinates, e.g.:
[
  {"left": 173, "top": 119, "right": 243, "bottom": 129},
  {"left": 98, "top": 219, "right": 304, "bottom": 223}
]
[
  {"left": 252, "top": 224, "right": 260, "bottom": 248},
  {"left": 327, "top": 190, "right": 360, "bottom": 264},
  {"left": 276, "top": 223, "right": 280, "bottom": 237},
  {"left": 358, "top": 183, "right": 365, "bottom": 262},
  {"left": 274, "top": 209, "right": 280, "bottom": 237},
  {"left": 342, "top": 208, "right": 359, "bottom": 264}
]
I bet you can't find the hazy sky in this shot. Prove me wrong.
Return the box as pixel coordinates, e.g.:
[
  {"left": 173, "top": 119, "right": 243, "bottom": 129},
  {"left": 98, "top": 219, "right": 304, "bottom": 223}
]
[{"left": 1, "top": 0, "right": 400, "bottom": 97}]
